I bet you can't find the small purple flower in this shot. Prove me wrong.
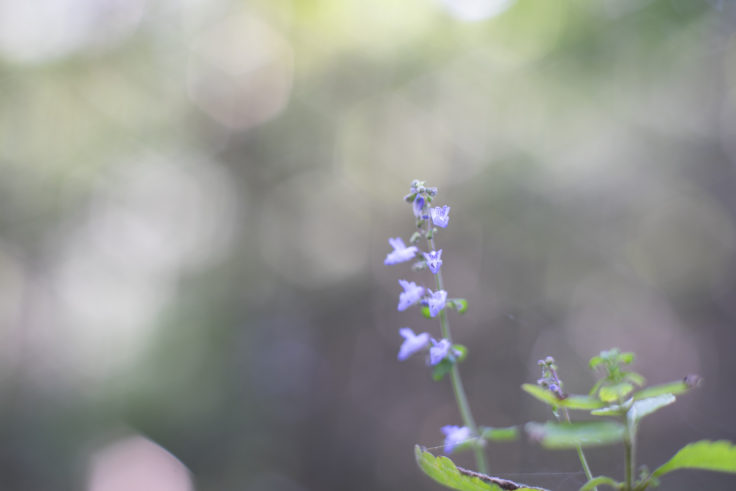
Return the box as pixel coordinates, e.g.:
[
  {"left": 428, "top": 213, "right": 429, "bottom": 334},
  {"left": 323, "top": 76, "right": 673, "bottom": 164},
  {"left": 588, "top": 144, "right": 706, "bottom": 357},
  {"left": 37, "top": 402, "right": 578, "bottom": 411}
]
[
  {"left": 442, "top": 425, "right": 472, "bottom": 454},
  {"left": 430, "top": 205, "right": 450, "bottom": 228},
  {"left": 427, "top": 289, "right": 447, "bottom": 317},
  {"left": 398, "top": 327, "right": 430, "bottom": 361},
  {"left": 413, "top": 194, "right": 425, "bottom": 217},
  {"left": 398, "top": 279, "right": 424, "bottom": 311},
  {"left": 429, "top": 338, "right": 459, "bottom": 365},
  {"left": 423, "top": 249, "right": 443, "bottom": 274},
  {"left": 384, "top": 237, "right": 418, "bottom": 265}
]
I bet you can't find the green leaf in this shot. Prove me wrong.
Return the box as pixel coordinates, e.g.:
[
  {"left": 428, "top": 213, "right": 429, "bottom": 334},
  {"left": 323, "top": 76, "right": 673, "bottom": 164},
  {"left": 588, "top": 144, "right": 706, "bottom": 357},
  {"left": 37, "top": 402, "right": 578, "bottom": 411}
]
[
  {"left": 522, "top": 384, "right": 604, "bottom": 410},
  {"left": 522, "top": 384, "right": 559, "bottom": 407},
  {"left": 454, "top": 344, "right": 468, "bottom": 362},
  {"left": 651, "top": 440, "right": 736, "bottom": 478},
  {"left": 627, "top": 394, "right": 675, "bottom": 426},
  {"left": 633, "top": 376, "right": 701, "bottom": 400},
  {"left": 599, "top": 383, "right": 634, "bottom": 402},
  {"left": 563, "top": 395, "right": 606, "bottom": 410},
  {"left": 421, "top": 305, "right": 432, "bottom": 318},
  {"left": 450, "top": 299, "right": 468, "bottom": 314},
  {"left": 525, "top": 421, "right": 625, "bottom": 449},
  {"left": 432, "top": 359, "right": 453, "bottom": 381},
  {"left": 431, "top": 345, "right": 467, "bottom": 381},
  {"left": 579, "top": 476, "right": 622, "bottom": 490},
  {"left": 618, "top": 352, "right": 635, "bottom": 364},
  {"left": 591, "top": 400, "right": 631, "bottom": 417},
  {"left": 414, "top": 446, "right": 549, "bottom": 491},
  {"left": 623, "top": 371, "right": 646, "bottom": 387},
  {"left": 589, "top": 355, "right": 604, "bottom": 370},
  {"left": 480, "top": 426, "right": 519, "bottom": 442}
]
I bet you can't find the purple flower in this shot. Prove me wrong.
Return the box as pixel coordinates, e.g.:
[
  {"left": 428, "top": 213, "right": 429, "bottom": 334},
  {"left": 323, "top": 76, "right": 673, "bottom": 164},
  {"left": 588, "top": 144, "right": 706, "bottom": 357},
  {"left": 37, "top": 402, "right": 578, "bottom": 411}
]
[
  {"left": 430, "top": 205, "right": 450, "bottom": 228},
  {"left": 442, "top": 425, "right": 471, "bottom": 454},
  {"left": 427, "top": 289, "right": 447, "bottom": 317},
  {"left": 423, "top": 249, "right": 443, "bottom": 274},
  {"left": 398, "top": 279, "right": 424, "bottom": 311},
  {"left": 398, "top": 328, "right": 430, "bottom": 361},
  {"left": 413, "top": 194, "right": 425, "bottom": 217},
  {"left": 429, "top": 338, "right": 459, "bottom": 365},
  {"left": 384, "top": 237, "right": 418, "bottom": 265}
]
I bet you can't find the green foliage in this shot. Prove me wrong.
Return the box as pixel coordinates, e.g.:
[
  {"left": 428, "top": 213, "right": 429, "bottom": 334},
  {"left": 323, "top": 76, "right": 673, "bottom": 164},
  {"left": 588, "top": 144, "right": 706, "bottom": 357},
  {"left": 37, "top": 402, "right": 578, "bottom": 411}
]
[
  {"left": 632, "top": 376, "right": 701, "bottom": 400},
  {"left": 432, "top": 359, "right": 454, "bottom": 381},
  {"left": 521, "top": 384, "right": 604, "bottom": 410},
  {"left": 598, "top": 383, "right": 635, "bottom": 403},
  {"left": 414, "top": 446, "right": 548, "bottom": 491},
  {"left": 651, "top": 440, "right": 736, "bottom": 479},
  {"left": 480, "top": 425, "right": 519, "bottom": 442},
  {"left": 525, "top": 421, "right": 625, "bottom": 449},
  {"left": 415, "top": 344, "right": 733, "bottom": 491},
  {"left": 579, "top": 476, "right": 622, "bottom": 490},
  {"left": 588, "top": 349, "right": 645, "bottom": 402},
  {"left": 590, "top": 394, "right": 676, "bottom": 421},
  {"left": 449, "top": 298, "right": 468, "bottom": 314},
  {"left": 626, "top": 394, "right": 675, "bottom": 426}
]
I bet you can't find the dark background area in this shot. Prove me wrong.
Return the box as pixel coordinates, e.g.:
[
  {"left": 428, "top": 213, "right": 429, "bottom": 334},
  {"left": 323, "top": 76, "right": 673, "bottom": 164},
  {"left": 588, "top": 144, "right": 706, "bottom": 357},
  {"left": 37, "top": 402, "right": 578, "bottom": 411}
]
[{"left": 0, "top": 0, "right": 735, "bottom": 489}]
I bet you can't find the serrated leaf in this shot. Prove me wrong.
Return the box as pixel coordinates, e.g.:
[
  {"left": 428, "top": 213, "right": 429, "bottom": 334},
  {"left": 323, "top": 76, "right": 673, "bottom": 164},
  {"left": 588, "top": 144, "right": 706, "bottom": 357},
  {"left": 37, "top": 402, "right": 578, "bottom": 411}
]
[
  {"left": 480, "top": 426, "right": 519, "bottom": 442},
  {"left": 525, "top": 421, "right": 625, "bottom": 449},
  {"left": 633, "top": 376, "right": 701, "bottom": 400},
  {"left": 627, "top": 394, "right": 675, "bottom": 426},
  {"left": 414, "top": 446, "right": 549, "bottom": 491},
  {"left": 522, "top": 384, "right": 604, "bottom": 410},
  {"left": 651, "top": 440, "right": 736, "bottom": 478},
  {"left": 579, "top": 476, "right": 621, "bottom": 490}
]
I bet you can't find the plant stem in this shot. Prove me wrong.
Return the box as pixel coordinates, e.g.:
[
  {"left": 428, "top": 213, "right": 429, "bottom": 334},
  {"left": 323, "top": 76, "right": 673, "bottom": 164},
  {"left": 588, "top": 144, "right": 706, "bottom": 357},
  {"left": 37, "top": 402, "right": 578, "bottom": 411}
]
[
  {"left": 429, "top": 235, "right": 488, "bottom": 474},
  {"left": 562, "top": 408, "right": 596, "bottom": 489},
  {"left": 624, "top": 421, "right": 636, "bottom": 491}
]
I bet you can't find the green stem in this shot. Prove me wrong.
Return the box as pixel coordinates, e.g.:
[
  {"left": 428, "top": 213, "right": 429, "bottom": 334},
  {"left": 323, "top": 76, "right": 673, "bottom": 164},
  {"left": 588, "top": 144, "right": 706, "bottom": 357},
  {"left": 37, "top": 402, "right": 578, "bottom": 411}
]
[
  {"left": 562, "top": 408, "right": 595, "bottom": 489},
  {"left": 429, "top": 234, "right": 488, "bottom": 474},
  {"left": 624, "top": 421, "right": 636, "bottom": 491}
]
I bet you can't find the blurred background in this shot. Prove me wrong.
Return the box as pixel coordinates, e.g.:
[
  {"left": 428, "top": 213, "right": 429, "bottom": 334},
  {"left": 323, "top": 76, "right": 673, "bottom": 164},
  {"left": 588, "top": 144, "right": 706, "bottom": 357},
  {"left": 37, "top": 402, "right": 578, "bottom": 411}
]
[{"left": 1, "top": 0, "right": 736, "bottom": 489}]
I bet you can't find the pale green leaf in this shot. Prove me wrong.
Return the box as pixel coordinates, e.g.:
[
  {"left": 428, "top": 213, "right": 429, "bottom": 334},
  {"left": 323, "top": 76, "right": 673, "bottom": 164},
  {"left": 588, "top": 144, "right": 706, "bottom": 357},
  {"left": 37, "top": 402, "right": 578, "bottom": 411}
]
[
  {"left": 590, "top": 399, "right": 631, "bottom": 417},
  {"left": 599, "top": 383, "right": 634, "bottom": 402},
  {"left": 414, "top": 446, "right": 548, "bottom": 491},
  {"left": 579, "top": 476, "right": 621, "bottom": 490},
  {"left": 618, "top": 352, "right": 634, "bottom": 364},
  {"left": 651, "top": 440, "right": 736, "bottom": 478},
  {"left": 451, "top": 298, "right": 468, "bottom": 314},
  {"left": 525, "top": 421, "right": 625, "bottom": 449},
  {"left": 633, "top": 376, "right": 701, "bottom": 400},
  {"left": 522, "top": 384, "right": 604, "bottom": 410},
  {"left": 480, "top": 426, "right": 519, "bottom": 442},
  {"left": 627, "top": 394, "right": 675, "bottom": 426}
]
